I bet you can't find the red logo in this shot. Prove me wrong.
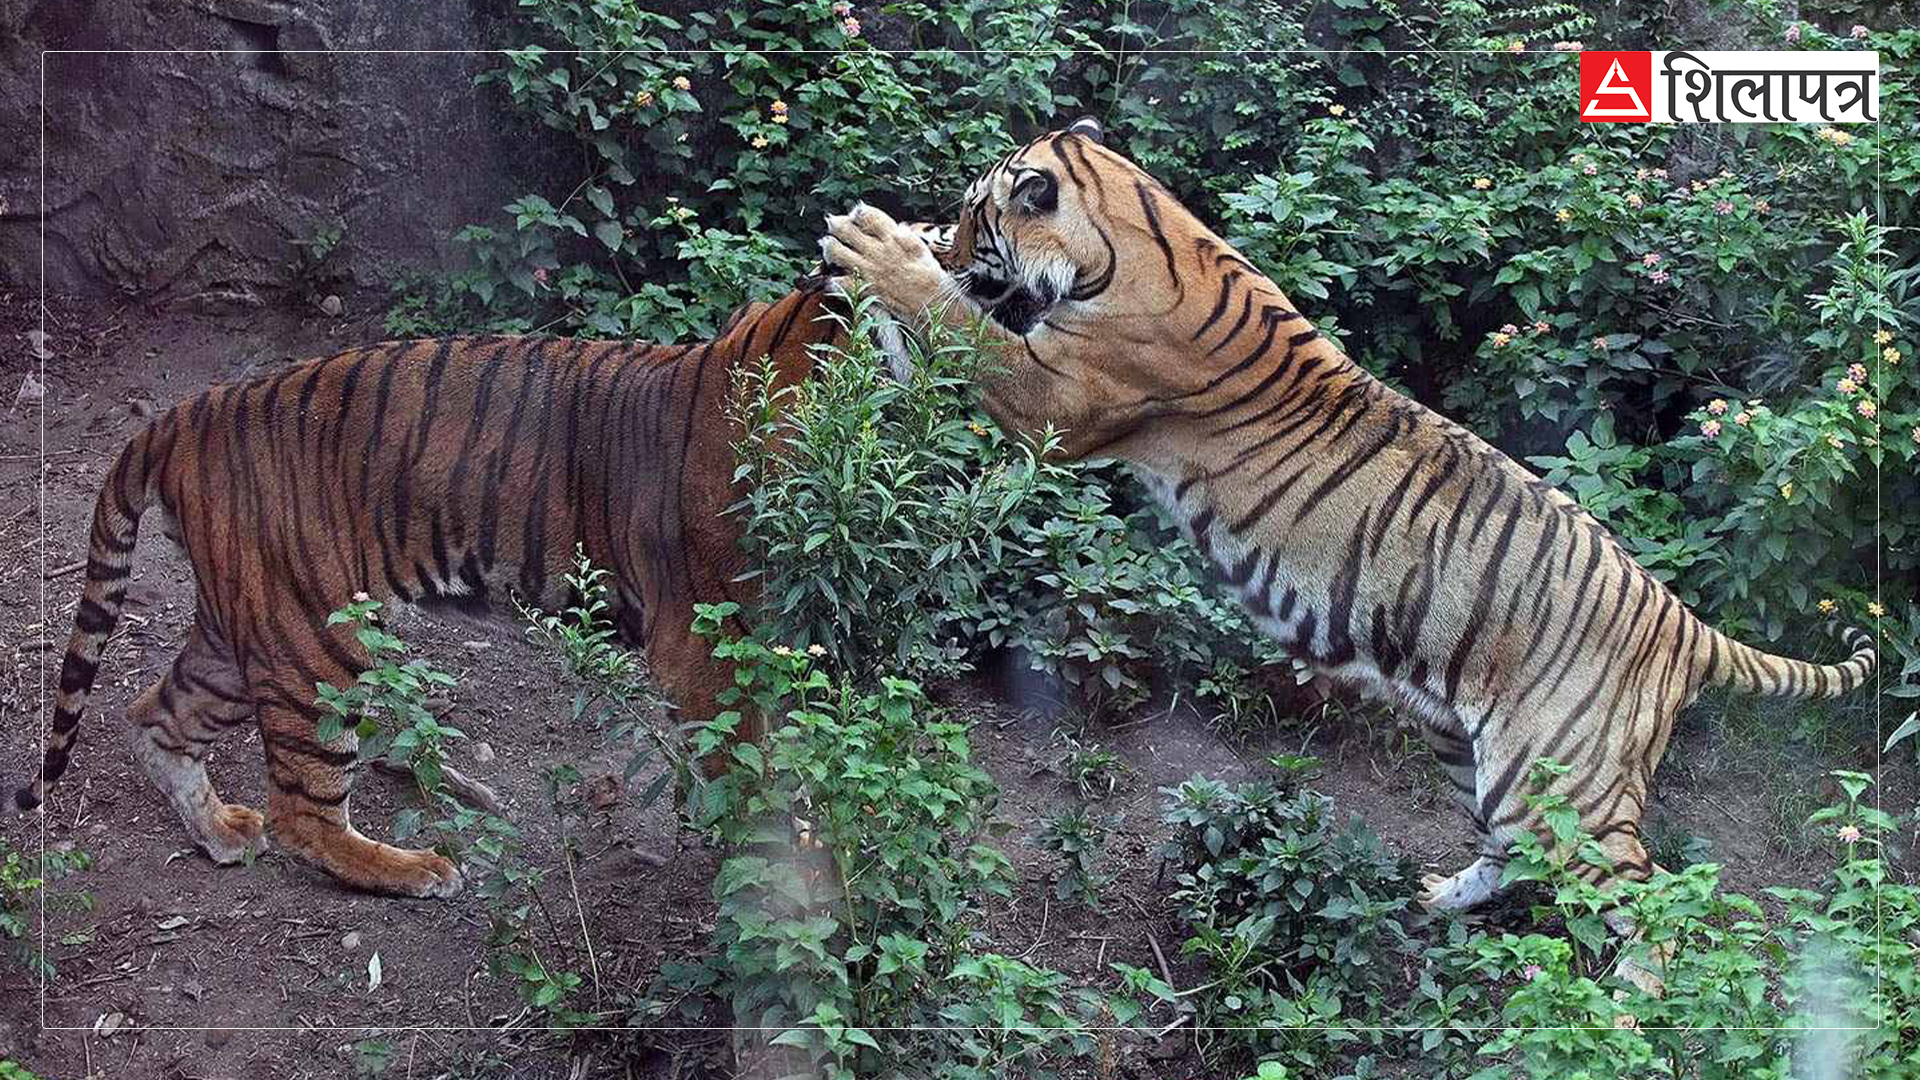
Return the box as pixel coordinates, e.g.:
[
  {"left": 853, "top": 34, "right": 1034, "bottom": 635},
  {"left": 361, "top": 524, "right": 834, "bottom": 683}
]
[{"left": 1580, "top": 51, "right": 1652, "bottom": 122}]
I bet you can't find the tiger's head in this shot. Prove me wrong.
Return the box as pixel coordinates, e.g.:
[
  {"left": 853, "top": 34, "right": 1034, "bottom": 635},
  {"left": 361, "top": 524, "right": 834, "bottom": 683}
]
[{"left": 938, "top": 116, "right": 1252, "bottom": 459}]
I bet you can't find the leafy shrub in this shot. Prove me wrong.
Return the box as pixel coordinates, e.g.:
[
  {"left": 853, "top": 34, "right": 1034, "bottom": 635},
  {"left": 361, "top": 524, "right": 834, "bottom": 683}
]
[
  {"left": 0, "top": 840, "right": 90, "bottom": 978},
  {"left": 675, "top": 602, "right": 1142, "bottom": 1077},
  {"left": 730, "top": 298, "right": 1055, "bottom": 682},
  {"left": 1159, "top": 764, "right": 1418, "bottom": 1066},
  {"left": 1037, "top": 804, "right": 1113, "bottom": 911}
]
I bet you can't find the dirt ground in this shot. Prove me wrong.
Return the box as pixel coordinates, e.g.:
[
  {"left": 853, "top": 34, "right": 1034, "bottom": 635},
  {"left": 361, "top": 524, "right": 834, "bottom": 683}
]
[{"left": 1, "top": 292, "right": 1912, "bottom": 1080}]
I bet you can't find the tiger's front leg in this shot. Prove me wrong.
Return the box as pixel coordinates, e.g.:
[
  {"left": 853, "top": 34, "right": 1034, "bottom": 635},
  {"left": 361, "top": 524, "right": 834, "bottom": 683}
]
[{"left": 820, "top": 203, "right": 952, "bottom": 321}]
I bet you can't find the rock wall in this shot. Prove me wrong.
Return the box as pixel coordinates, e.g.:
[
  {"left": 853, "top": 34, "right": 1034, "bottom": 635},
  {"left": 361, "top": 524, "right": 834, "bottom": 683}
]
[{"left": 0, "top": 0, "right": 554, "bottom": 303}]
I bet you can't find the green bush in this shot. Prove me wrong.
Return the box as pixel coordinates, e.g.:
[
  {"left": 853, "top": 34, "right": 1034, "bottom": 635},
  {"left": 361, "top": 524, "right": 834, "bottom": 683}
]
[
  {"left": 0, "top": 840, "right": 91, "bottom": 978},
  {"left": 673, "top": 603, "right": 1147, "bottom": 1078},
  {"left": 730, "top": 298, "right": 1055, "bottom": 682},
  {"left": 1159, "top": 762, "right": 1418, "bottom": 1065}
]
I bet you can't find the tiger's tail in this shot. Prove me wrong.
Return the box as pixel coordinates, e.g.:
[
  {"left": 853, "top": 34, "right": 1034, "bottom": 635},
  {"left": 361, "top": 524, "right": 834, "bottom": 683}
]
[
  {"left": 1701, "top": 621, "right": 1876, "bottom": 700},
  {"left": 16, "top": 431, "right": 158, "bottom": 812}
]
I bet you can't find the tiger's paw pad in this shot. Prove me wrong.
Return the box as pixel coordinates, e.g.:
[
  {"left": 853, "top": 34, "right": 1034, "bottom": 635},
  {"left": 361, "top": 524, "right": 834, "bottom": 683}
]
[{"left": 201, "top": 803, "right": 270, "bottom": 866}]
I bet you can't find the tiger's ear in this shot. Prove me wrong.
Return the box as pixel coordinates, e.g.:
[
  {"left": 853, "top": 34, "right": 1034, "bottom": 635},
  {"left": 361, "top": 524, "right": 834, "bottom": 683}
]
[
  {"left": 1013, "top": 169, "right": 1059, "bottom": 213},
  {"left": 1065, "top": 116, "right": 1104, "bottom": 144}
]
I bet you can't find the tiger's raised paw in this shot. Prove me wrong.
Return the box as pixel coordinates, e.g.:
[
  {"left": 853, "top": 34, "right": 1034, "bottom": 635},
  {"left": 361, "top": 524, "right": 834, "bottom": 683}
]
[{"left": 820, "top": 203, "right": 948, "bottom": 317}]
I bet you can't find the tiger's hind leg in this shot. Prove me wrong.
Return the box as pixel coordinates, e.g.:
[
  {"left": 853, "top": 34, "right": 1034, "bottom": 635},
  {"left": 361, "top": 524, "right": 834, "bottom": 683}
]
[
  {"left": 127, "top": 620, "right": 268, "bottom": 865},
  {"left": 248, "top": 644, "right": 462, "bottom": 899},
  {"left": 1416, "top": 719, "right": 1507, "bottom": 912}
]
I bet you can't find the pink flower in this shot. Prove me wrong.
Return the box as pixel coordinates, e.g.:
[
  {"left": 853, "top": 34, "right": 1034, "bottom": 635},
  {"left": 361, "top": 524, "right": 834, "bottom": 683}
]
[
  {"left": 1500, "top": 323, "right": 1519, "bottom": 335},
  {"left": 832, "top": 1, "right": 852, "bottom": 13},
  {"left": 1707, "top": 399, "right": 1728, "bottom": 416},
  {"left": 1626, "top": 192, "right": 1644, "bottom": 208},
  {"left": 842, "top": 16, "right": 861, "bottom": 36},
  {"left": 1851, "top": 25, "right": 1869, "bottom": 39},
  {"left": 1652, "top": 168, "right": 1668, "bottom": 179},
  {"left": 1849, "top": 363, "right": 1869, "bottom": 383},
  {"left": 1583, "top": 164, "right": 1598, "bottom": 175},
  {"left": 1838, "top": 824, "right": 1862, "bottom": 843},
  {"left": 1532, "top": 321, "right": 1549, "bottom": 334},
  {"left": 1642, "top": 252, "right": 1662, "bottom": 267},
  {"left": 1592, "top": 336, "right": 1610, "bottom": 351},
  {"left": 1733, "top": 411, "right": 1751, "bottom": 426},
  {"left": 532, "top": 267, "right": 549, "bottom": 286},
  {"left": 1715, "top": 200, "right": 1735, "bottom": 215},
  {"left": 1649, "top": 270, "right": 1670, "bottom": 285},
  {"left": 1522, "top": 963, "right": 1543, "bottom": 981},
  {"left": 1858, "top": 399, "right": 1877, "bottom": 419},
  {"left": 1701, "top": 419, "right": 1722, "bottom": 437},
  {"left": 1507, "top": 40, "right": 1526, "bottom": 54},
  {"left": 1786, "top": 23, "right": 1802, "bottom": 43},
  {"left": 1911, "top": 426, "right": 1920, "bottom": 446},
  {"left": 1837, "top": 377, "right": 1859, "bottom": 395}
]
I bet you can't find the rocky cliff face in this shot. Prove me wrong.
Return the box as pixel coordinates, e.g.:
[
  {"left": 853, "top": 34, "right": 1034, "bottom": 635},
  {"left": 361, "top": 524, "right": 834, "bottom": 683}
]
[{"left": 0, "top": 0, "right": 550, "bottom": 304}]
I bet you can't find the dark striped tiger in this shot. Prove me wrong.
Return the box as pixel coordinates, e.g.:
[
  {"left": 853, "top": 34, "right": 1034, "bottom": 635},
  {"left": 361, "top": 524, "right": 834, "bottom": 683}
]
[
  {"left": 19, "top": 231, "right": 952, "bottom": 899},
  {"left": 823, "top": 119, "right": 1874, "bottom": 974}
]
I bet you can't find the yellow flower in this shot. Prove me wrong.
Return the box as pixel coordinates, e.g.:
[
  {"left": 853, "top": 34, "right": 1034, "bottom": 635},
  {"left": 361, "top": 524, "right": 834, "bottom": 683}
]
[
  {"left": 751, "top": 135, "right": 769, "bottom": 149},
  {"left": 1328, "top": 103, "right": 1347, "bottom": 116},
  {"left": 1490, "top": 332, "right": 1512, "bottom": 348},
  {"left": 1780, "top": 481, "right": 1794, "bottom": 500},
  {"left": 1707, "top": 399, "right": 1728, "bottom": 416},
  {"left": 1827, "top": 434, "right": 1845, "bottom": 449},
  {"left": 1885, "top": 347, "right": 1902, "bottom": 364},
  {"left": 1874, "top": 329, "right": 1893, "bottom": 345},
  {"left": 807, "top": 643, "right": 827, "bottom": 657},
  {"left": 1625, "top": 192, "right": 1644, "bottom": 208},
  {"left": 1556, "top": 208, "right": 1572, "bottom": 223},
  {"left": 772, "top": 644, "right": 794, "bottom": 657},
  {"left": 1857, "top": 399, "right": 1877, "bottom": 420},
  {"left": 967, "top": 421, "right": 989, "bottom": 436},
  {"left": 1507, "top": 40, "right": 1526, "bottom": 54},
  {"left": 672, "top": 75, "right": 691, "bottom": 91},
  {"left": 1472, "top": 177, "right": 1492, "bottom": 190},
  {"left": 632, "top": 89, "right": 654, "bottom": 108},
  {"left": 1818, "top": 598, "right": 1838, "bottom": 615},
  {"left": 1867, "top": 602, "right": 1886, "bottom": 618}
]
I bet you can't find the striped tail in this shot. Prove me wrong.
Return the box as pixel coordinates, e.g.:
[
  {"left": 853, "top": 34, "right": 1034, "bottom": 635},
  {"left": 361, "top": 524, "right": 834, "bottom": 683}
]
[
  {"left": 16, "top": 434, "right": 156, "bottom": 812},
  {"left": 1703, "top": 622, "right": 1876, "bottom": 700}
]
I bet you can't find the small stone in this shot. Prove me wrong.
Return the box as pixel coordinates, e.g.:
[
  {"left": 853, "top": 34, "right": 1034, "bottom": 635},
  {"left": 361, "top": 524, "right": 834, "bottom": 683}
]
[
  {"left": 129, "top": 397, "right": 159, "bottom": 418},
  {"left": 14, "top": 374, "right": 45, "bottom": 408},
  {"left": 470, "top": 741, "right": 496, "bottom": 764},
  {"left": 461, "top": 640, "right": 492, "bottom": 652},
  {"left": 341, "top": 931, "right": 361, "bottom": 951},
  {"left": 180, "top": 978, "right": 204, "bottom": 1001},
  {"left": 24, "top": 330, "right": 51, "bottom": 360},
  {"left": 318, "top": 294, "right": 344, "bottom": 317},
  {"left": 203, "top": 1027, "right": 234, "bottom": 1049},
  {"left": 95, "top": 1011, "right": 126, "bottom": 1037}
]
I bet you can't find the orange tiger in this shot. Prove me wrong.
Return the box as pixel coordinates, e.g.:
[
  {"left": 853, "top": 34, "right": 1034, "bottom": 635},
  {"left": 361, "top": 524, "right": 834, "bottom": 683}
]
[
  {"left": 19, "top": 231, "right": 951, "bottom": 899},
  {"left": 823, "top": 120, "right": 1873, "bottom": 979}
]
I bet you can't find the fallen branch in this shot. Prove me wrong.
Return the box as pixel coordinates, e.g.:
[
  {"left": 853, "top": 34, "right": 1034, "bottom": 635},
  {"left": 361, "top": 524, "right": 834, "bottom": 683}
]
[{"left": 371, "top": 759, "right": 501, "bottom": 814}]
